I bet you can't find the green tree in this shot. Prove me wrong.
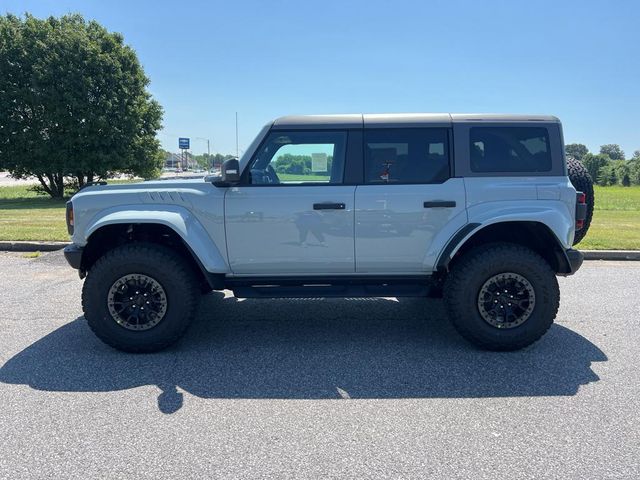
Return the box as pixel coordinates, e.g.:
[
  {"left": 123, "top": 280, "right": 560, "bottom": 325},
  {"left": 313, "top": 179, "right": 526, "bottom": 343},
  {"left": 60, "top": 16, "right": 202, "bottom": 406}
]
[
  {"left": 0, "top": 14, "right": 163, "bottom": 197},
  {"left": 565, "top": 143, "right": 589, "bottom": 161},
  {"left": 629, "top": 159, "right": 640, "bottom": 185},
  {"left": 611, "top": 160, "right": 631, "bottom": 186},
  {"left": 599, "top": 144, "right": 625, "bottom": 161},
  {"left": 274, "top": 153, "right": 333, "bottom": 175},
  {"left": 582, "top": 153, "right": 610, "bottom": 182},
  {"left": 192, "top": 153, "right": 234, "bottom": 170},
  {"left": 597, "top": 164, "right": 617, "bottom": 186}
]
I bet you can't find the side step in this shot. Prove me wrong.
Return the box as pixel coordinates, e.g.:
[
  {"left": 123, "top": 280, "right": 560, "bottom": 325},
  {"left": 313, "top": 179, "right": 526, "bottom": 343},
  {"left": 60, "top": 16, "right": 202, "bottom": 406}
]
[
  {"left": 232, "top": 284, "right": 430, "bottom": 298},
  {"left": 229, "top": 277, "right": 434, "bottom": 299}
]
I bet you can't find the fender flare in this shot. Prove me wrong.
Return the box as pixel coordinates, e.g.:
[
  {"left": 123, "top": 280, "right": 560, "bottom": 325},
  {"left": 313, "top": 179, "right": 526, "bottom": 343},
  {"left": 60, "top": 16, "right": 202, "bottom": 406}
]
[
  {"left": 83, "top": 204, "right": 229, "bottom": 273},
  {"left": 436, "top": 220, "right": 573, "bottom": 274}
]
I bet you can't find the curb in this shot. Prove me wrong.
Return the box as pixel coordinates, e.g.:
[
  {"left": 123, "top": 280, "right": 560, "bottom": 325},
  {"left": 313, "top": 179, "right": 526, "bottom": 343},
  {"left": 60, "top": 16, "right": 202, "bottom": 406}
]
[
  {"left": 0, "top": 241, "right": 69, "bottom": 252},
  {"left": 581, "top": 250, "right": 640, "bottom": 261},
  {"left": 0, "top": 242, "right": 639, "bottom": 261}
]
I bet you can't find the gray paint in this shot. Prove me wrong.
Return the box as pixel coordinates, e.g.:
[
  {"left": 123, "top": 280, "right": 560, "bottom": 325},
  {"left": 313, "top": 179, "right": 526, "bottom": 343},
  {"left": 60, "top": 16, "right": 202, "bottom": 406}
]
[
  {"left": 224, "top": 186, "right": 356, "bottom": 274},
  {"left": 66, "top": 112, "right": 577, "bottom": 277},
  {"left": 354, "top": 179, "right": 467, "bottom": 272}
]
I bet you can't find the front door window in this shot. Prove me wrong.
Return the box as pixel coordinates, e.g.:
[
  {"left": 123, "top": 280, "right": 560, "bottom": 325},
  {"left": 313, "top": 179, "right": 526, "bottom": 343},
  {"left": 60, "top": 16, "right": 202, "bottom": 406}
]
[{"left": 247, "top": 131, "right": 347, "bottom": 185}]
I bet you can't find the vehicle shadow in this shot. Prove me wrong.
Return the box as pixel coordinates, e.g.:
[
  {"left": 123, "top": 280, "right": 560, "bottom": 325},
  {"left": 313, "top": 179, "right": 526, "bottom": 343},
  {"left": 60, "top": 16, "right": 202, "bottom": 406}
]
[{"left": 0, "top": 293, "right": 607, "bottom": 414}]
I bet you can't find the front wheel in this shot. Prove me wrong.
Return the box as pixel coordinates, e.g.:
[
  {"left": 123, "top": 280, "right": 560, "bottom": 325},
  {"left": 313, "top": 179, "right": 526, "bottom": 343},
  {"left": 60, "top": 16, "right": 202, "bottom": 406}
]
[
  {"left": 443, "top": 243, "right": 560, "bottom": 351},
  {"left": 82, "top": 243, "right": 200, "bottom": 353}
]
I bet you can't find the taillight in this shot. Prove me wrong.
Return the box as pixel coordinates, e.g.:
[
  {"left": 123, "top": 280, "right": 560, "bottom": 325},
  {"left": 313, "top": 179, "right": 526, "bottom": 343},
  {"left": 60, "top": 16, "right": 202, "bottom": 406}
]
[
  {"left": 66, "top": 202, "right": 74, "bottom": 235},
  {"left": 575, "top": 192, "right": 587, "bottom": 231}
]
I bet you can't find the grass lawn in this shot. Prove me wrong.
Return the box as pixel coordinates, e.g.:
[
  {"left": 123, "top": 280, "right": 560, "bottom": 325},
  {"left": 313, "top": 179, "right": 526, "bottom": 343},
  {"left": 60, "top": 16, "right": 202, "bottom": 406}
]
[
  {"left": 0, "top": 185, "right": 68, "bottom": 241},
  {"left": 278, "top": 173, "right": 330, "bottom": 182},
  {"left": 576, "top": 186, "right": 640, "bottom": 250},
  {"left": 1, "top": 183, "right": 639, "bottom": 249}
]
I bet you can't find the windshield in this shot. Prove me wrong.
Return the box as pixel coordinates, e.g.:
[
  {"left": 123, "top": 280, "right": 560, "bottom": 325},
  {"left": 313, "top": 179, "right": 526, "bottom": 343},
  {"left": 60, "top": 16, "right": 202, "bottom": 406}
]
[{"left": 238, "top": 123, "right": 272, "bottom": 172}]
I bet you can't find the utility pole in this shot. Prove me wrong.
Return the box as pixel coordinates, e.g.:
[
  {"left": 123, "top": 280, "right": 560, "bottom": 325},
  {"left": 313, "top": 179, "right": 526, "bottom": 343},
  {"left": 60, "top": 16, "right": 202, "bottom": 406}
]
[
  {"left": 194, "top": 136, "right": 213, "bottom": 172},
  {"left": 235, "top": 112, "right": 239, "bottom": 158}
]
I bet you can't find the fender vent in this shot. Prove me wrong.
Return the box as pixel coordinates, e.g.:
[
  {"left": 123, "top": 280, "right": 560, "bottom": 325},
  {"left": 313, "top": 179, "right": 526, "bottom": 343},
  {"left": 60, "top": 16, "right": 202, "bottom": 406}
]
[{"left": 141, "top": 191, "right": 189, "bottom": 206}]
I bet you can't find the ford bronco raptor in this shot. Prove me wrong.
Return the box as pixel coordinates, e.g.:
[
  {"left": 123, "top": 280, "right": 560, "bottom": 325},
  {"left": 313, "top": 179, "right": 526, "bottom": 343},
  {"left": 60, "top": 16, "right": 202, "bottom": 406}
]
[{"left": 64, "top": 114, "right": 592, "bottom": 352}]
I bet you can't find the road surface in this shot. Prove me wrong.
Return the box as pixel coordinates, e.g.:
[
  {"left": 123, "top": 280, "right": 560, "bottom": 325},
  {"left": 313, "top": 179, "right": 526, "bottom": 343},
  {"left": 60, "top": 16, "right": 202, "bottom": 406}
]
[{"left": 0, "top": 251, "right": 638, "bottom": 479}]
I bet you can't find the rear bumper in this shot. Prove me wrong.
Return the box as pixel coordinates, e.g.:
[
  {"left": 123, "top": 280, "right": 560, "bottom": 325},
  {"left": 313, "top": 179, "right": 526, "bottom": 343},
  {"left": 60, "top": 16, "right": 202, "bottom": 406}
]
[
  {"left": 565, "top": 248, "right": 584, "bottom": 275},
  {"left": 63, "top": 244, "right": 83, "bottom": 270}
]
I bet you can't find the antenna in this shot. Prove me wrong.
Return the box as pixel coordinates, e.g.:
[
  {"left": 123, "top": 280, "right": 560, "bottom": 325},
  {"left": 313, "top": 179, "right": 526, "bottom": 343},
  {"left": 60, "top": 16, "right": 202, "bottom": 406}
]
[{"left": 235, "top": 112, "right": 239, "bottom": 158}]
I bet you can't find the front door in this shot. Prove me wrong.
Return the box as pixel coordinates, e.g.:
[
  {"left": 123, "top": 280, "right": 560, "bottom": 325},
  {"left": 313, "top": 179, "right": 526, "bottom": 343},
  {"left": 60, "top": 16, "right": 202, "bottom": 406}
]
[{"left": 225, "top": 130, "right": 355, "bottom": 275}]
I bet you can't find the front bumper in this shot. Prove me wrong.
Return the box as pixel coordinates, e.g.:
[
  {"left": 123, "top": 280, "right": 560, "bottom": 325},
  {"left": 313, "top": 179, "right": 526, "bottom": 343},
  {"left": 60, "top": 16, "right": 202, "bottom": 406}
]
[
  {"left": 565, "top": 248, "right": 584, "bottom": 275},
  {"left": 63, "top": 244, "right": 83, "bottom": 270}
]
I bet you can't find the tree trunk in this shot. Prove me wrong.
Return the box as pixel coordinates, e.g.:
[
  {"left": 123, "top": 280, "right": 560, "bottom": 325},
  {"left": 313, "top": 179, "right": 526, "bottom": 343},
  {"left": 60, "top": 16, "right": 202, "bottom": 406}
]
[
  {"left": 39, "top": 172, "right": 65, "bottom": 198},
  {"left": 36, "top": 174, "right": 54, "bottom": 197},
  {"left": 55, "top": 173, "right": 64, "bottom": 198},
  {"left": 75, "top": 172, "right": 96, "bottom": 189}
]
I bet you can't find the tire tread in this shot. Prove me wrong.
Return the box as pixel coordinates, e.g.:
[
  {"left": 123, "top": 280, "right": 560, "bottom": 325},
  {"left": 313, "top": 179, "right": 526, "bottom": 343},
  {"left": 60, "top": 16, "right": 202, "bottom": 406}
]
[
  {"left": 81, "top": 243, "right": 199, "bottom": 353},
  {"left": 444, "top": 243, "right": 560, "bottom": 351},
  {"left": 567, "top": 156, "right": 595, "bottom": 245}
]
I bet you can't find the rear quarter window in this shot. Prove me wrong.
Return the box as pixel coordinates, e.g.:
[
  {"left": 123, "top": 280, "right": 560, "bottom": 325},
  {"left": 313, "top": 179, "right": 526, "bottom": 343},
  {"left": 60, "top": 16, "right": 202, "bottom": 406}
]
[{"left": 470, "top": 127, "right": 552, "bottom": 173}]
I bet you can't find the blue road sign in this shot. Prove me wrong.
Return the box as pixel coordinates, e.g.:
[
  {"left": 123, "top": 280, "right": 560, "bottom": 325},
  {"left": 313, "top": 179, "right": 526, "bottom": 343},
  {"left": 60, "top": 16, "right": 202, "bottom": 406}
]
[{"left": 179, "top": 137, "right": 190, "bottom": 149}]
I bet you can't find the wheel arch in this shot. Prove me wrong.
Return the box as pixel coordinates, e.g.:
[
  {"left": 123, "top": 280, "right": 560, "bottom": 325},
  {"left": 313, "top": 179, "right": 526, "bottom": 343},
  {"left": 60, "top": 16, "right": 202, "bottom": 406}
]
[
  {"left": 437, "top": 221, "right": 573, "bottom": 275},
  {"left": 79, "top": 208, "right": 228, "bottom": 291}
]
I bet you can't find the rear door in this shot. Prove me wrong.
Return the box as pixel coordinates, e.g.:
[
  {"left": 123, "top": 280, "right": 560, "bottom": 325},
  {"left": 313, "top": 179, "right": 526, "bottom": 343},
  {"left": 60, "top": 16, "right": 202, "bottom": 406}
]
[
  {"left": 355, "top": 127, "right": 467, "bottom": 273},
  {"left": 224, "top": 129, "right": 357, "bottom": 275}
]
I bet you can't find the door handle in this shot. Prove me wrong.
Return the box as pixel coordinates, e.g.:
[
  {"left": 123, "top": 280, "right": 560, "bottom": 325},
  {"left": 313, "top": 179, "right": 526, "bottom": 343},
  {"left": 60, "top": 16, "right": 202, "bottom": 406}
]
[
  {"left": 423, "top": 201, "right": 456, "bottom": 208},
  {"left": 313, "top": 202, "right": 346, "bottom": 210}
]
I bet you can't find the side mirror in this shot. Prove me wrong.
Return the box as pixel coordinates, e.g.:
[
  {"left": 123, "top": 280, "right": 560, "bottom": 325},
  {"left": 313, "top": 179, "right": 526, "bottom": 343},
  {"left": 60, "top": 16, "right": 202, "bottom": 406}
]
[{"left": 220, "top": 158, "right": 240, "bottom": 184}]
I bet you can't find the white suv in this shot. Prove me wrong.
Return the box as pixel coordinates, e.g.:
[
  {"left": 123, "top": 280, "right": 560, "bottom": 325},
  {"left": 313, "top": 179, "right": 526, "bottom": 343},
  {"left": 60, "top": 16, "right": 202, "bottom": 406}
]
[{"left": 64, "top": 114, "right": 591, "bottom": 352}]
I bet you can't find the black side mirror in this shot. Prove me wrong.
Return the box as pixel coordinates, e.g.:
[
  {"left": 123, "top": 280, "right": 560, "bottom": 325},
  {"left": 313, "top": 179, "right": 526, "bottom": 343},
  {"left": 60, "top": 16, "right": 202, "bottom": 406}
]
[{"left": 220, "top": 158, "right": 240, "bottom": 184}]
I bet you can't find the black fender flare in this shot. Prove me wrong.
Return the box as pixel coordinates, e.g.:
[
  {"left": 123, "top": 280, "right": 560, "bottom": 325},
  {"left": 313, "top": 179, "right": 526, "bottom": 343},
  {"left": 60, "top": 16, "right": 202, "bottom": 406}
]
[{"left": 436, "top": 222, "right": 575, "bottom": 275}]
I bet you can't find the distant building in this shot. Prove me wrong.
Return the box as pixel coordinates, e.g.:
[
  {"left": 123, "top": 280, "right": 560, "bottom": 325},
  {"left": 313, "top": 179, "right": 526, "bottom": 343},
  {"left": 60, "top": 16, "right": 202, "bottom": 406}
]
[{"left": 164, "top": 152, "right": 197, "bottom": 170}]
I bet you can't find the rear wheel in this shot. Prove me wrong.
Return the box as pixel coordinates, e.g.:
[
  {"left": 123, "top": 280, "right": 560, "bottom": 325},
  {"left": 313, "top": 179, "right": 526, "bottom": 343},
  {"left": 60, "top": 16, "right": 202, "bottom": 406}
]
[
  {"left": 567, "top": 156, "right": 595, "bottom": 245},
  {"left": 82, "top": 243, "right": 199, "bottom": 352},
  {"left": 443, "top": 243, "right": 559, "bottom": 351}
]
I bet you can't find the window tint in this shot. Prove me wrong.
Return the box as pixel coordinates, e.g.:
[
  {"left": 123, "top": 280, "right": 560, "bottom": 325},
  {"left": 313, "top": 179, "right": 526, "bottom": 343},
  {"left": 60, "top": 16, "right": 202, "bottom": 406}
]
[
  {"left": 364, "top": 128, "right": 449, "bottom": 184},
  {"left": 248, "top": 131, "right": 346, "bottom": 185},
  {"left": 470, "top": 127, "right": 552, "bottom": 173}
]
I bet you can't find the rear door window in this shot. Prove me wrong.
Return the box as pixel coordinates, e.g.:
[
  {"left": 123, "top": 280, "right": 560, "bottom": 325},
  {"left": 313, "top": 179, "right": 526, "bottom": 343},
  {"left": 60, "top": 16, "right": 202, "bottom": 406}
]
[
  {"left": 470, "top": 127, "right": 552, "bottom": 173},
  {"left": 364, "top": 128, "right": 449, "bottom": 184}
]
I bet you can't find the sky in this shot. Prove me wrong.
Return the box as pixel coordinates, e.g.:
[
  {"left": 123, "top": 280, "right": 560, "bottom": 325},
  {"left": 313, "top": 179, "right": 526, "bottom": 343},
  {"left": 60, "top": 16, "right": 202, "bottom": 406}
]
[{"left": 3, "top": 0, "right": 640, "bottom": 157}]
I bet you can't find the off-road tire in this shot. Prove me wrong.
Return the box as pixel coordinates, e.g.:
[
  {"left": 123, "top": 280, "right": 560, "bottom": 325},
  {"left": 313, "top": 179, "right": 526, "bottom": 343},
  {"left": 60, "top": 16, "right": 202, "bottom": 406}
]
[
  {"left": 567, "top": 156, "right": 595, "bottom": 245},
  {"left": 443, "top": 243, "right": 560, "bottom": 351},
  {"left": 82, "top": 243, "right": 199, "bottom": 353}
]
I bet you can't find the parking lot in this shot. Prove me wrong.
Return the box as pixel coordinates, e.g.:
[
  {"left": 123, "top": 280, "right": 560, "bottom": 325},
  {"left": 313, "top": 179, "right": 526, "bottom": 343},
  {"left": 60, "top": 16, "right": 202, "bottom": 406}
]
[{"left": 1, "top": 250, "right": 639, "bottom": 479}]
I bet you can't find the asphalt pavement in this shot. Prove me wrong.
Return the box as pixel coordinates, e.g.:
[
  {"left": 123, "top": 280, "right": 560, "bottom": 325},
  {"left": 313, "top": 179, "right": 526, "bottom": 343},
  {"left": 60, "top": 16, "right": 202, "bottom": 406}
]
[{"left": 0, "top": 251, "right": 638, "bottom": 479}]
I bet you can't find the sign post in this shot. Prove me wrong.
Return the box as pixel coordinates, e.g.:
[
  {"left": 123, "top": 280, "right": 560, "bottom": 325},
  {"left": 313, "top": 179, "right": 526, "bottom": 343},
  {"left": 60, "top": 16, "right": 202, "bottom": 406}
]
[{"left": 178, "top": 138, "right": 190, "bottom": 170}]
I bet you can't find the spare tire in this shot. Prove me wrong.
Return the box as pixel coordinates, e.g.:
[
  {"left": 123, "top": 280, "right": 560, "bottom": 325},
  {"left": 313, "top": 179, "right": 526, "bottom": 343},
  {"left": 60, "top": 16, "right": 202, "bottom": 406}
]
[{"left": 566, "top": 156, "right": 595, "bottom": 245}]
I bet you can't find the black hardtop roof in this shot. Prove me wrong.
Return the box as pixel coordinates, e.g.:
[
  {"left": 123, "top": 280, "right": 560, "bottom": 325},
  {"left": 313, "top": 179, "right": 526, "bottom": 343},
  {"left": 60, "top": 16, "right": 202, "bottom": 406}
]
[{"left": 272, "top": 113, "right": 560, "bottom": 129}]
